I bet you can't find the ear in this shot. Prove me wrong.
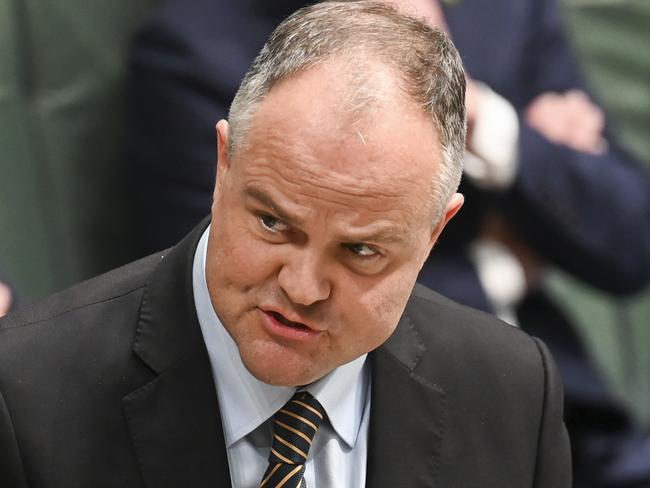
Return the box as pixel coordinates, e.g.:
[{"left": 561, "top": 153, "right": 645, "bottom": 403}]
[
  {"left": 429, "top": 192, "right": 464, "bottom": 246},
  {"left": 214, "top": 119, "right": 231, "bottom": 198}
]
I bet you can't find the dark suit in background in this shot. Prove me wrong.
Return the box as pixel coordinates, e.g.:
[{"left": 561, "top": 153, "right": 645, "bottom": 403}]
[
  {"left": 0, "top": 220, "right": 570, "bottom": 487},
  {"left": 127, "top": 0, "right": 304, "bottom": 253},
  {"left": 125, "top": 0, "right": 650, "bottom": 486}
]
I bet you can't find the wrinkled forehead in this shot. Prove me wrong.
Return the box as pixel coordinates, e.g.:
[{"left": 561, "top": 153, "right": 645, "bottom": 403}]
[{"left": 237, "top": 61, "right": 442, "bottom": 223}]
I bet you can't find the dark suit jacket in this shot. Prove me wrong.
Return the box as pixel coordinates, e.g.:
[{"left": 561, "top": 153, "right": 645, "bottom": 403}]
[{"left": 0, "top": 220, "right": 570, "bottom": 487}]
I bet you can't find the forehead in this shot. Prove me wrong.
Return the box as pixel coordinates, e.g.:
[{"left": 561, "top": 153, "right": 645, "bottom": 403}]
[{"left": 237, "top": 60, "right": 442, "bottom": 209}]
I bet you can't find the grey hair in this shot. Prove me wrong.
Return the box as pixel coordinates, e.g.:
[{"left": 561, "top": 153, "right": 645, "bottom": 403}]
[{"left": 228, "top": 0, "right": 466, "bottom": 220}]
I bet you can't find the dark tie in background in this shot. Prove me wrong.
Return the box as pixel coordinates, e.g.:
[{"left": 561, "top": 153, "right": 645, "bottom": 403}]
[{"left": 260, "top": 391, "right": 326, "bottom": 488}]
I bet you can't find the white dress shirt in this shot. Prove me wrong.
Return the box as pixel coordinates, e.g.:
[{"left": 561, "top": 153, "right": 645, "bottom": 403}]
[{"left": 193, "top": 227, "right": 371, "bottom": 487}]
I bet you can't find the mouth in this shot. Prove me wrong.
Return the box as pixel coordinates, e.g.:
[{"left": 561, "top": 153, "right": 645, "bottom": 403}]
[
  {"left": 259, "top": 307, "right": 321, "bottom": 340},
  {"left": 269, "top": 311, "right": 309, "bottom": 330}
]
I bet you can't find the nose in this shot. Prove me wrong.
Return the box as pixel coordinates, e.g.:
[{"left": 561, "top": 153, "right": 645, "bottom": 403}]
[{"left": 277, "top": 251, "right": 331, "bottom": 306}]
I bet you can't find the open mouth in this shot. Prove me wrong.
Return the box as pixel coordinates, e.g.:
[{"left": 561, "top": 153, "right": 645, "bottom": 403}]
[{"left": 270, "top": 311, "right": 308, "bottom": 330}]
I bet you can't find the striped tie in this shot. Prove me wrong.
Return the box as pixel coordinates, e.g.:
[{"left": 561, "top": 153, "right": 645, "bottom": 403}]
[{"left": 259, "top": 391, "right": 325, "bottom": 488}]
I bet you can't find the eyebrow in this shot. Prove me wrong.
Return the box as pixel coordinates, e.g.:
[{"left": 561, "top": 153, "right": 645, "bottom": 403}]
[
  {"left": 244, "top": 186, "right": 303, "bottom": 226},
  {"left": 343, "top": 227, "right": 408, "bottom": 245},
  {"left": 244, "top": 185, "right": 409, "bottom": 245}
]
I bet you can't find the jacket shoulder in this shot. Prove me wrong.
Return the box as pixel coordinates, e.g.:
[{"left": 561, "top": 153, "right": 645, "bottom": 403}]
[
  {"left": 409, "top": 282, "right": 535, "bottom": 353},
  {"left": 406, "top": 283, "right": 552, "bottom": 397},
  {"left": 0, "top": 251, "right": 165, "bottom": 332}
]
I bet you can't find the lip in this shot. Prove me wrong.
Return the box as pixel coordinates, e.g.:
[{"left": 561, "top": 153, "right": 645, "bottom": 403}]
[{"left": 258, "top": 307, "right": 322, "bottom": 341}]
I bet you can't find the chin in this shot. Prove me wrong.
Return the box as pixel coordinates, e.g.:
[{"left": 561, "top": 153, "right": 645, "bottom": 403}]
[{"left": 243, "top": 358, "right": 323, "bottom": 387}]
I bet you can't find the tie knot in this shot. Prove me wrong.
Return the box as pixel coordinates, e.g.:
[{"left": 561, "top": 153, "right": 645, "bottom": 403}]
[{"left": 269, "top": 391, "right": 325, "bottom": 465}]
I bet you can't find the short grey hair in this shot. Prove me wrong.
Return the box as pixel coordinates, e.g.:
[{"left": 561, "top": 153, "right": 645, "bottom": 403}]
[{"left": 228, "top": 1, "right": 466, "bottom": 220}]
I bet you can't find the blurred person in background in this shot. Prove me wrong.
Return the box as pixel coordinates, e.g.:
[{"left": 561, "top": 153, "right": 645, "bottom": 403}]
[{"left": 125, "top": 0, "right": 650, "bottom": 486}]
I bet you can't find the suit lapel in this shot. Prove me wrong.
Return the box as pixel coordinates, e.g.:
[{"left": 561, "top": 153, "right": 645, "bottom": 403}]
[
  {"left": 123, "top": 219, "right": 232, "bottom": 487},
  {"left": 366, "top": 314, "right": 446, "bottom": 488},
  {"left": 122, "top": 352, "right": 231, "bottom": 487}
]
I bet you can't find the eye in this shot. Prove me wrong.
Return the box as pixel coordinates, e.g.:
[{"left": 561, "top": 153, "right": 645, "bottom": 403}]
[
  {"left": 345, "top": 243, "right": 380, "bottom": 258},
  {"left": 259, "top": 214, "right": 290, "bottom": 233}
]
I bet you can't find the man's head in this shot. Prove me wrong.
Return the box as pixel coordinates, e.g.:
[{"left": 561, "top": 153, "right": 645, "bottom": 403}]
[{"left": 206, "top": 1, "right": 466, "bottom": 386}]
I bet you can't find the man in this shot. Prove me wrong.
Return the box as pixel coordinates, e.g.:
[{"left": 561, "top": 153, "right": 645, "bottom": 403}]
[
  {"left": 126, "top": 1, "right": 650, "bottom": 483},
  {"left": 0, "top": 2, "right": 570, "bottom": 486}
]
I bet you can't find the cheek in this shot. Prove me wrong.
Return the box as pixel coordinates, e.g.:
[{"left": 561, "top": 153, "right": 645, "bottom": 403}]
[
  {"left": 342, "top": 277, "right": 411, "bottom": 349},
  {"left": 208, "top": 224, "right": 277, "bottom": 328},
  {"left": 363, "top": 265, "right": 418, "bottom": 325},
  {"left": 213, "top": 214, "right": 272, "bottom": 284}
]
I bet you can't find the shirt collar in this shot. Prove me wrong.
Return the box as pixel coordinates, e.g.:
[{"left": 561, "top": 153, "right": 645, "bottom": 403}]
[{"left": 192, "top": 226, "right": 369, "bottom": 449}]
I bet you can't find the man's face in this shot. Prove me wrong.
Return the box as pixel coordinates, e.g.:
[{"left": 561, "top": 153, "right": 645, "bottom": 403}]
[{"left": 206, "top": 61, "right": 462, "bottom": 386}]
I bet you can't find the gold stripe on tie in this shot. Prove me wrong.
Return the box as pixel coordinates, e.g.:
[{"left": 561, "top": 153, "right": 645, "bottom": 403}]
[
  {"left": 271, "top": 448, "right": 294, "bottom": 465},
  {"left": 275, "top": 465, "right": 303, "bottom": 488},
  {"left": 274, "top": 419, "right": 313, "bottom": 445},
  {"left": 292, "top": 400, "right": 324, "bottom": 420},
  {"left": 275, "top": 434, "right": 308, "bottom": 459},
  {"left": 260, "top": 392, "right": 325, "bottom": 488},
  {"left": 279, "top": 409, "right": 319, "bottom": 431},
  {"left": 260, "top": 464, "right": 282, "bottom": 487}
]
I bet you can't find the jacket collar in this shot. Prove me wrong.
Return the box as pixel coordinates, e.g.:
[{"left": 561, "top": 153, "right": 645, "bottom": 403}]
[
  {"left": 125, "top": 217, "right": 231, "bottom": 487},
  {"left": 132, "top": 218, "right": 209, "bottom": 374},
  {"left": 366, "top": 312, "right": 446, "bottom": 488}
]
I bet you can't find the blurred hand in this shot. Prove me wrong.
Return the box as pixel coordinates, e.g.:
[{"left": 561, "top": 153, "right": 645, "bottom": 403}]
[
  {"left": 525, "top": 89, "right": 606, "bottom": 155},
  {"left": 0, "top": 281, "right": 12, "bottom": 317}
]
